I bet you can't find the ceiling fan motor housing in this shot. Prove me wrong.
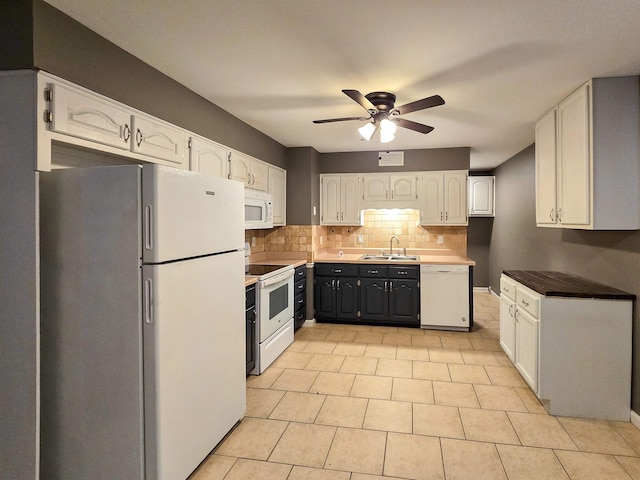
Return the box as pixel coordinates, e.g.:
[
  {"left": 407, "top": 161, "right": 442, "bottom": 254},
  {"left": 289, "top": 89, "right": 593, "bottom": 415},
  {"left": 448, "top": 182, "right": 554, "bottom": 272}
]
[{"left": 365, "top": 92, "right": 397, "bottom": 112}]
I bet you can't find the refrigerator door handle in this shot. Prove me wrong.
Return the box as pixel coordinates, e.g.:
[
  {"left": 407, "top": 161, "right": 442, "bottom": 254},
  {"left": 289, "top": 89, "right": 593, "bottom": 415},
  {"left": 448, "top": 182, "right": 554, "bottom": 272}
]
[
  {"left": 144, "top": 204, "right": 153, "bottom": 251},
  {"left": 144, "top": 278, "right": 153, "bottom": 324}
]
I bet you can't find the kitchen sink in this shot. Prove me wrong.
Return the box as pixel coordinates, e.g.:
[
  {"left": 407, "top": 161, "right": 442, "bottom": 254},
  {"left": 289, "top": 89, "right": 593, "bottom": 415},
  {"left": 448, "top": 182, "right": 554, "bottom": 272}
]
[{"left": 359, "top": 254, "right": 420, "bottom": 261}]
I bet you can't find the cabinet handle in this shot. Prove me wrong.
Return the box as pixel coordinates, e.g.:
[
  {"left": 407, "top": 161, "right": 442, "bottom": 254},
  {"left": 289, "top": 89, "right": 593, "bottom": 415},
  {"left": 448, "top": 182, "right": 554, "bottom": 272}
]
[
  {"left": 503, "top": 286, "right": 510, "bottom": 293},
  {"left": 384, "top": 281, "right": 388, "bottom": 292},
  {"left": 391, "top": 189, "right": 394, "bottom": 198},
  {"left": 135, "top": 129, "right": 143, "bottom": 147},
  {"left": 398, "top": 271, "right": 408, "bottom": 275},
  {"left": 332, "top": 269, "right": 342, "bottom": 273},
  {"left": 386, "top": 189, "right": 389, "bottom": 198},
  {"left": 331, "top": 280, "right": 335, "bottom": 289},
  {"left": 389, "top": 280, "right": 393, "bottom": 291},
  {"left": 123, "top": 124, "right": 131, "bottom": 143},
  {"left": 445, "top": 212, "right": 449, "bottom": 221},
  {"left": 521, "top": 299, "right": 529, "bottom": 307},
  {"left": 341, "top": 212, "right": 344, "bottom": 221},
  {"left": 557, "top": 208, "right": 563, "bottom": 223},
  {"left": 440, "top": 212, "right": 443, "bottom": 221},
  {"left": 369, "top": 270, "right": 378, "bottom": 274},
  {"left": 336, "top": 279, "right": 341, "bottom": 290},
  {"left": 549, "top": 208, "right": 555, "bottom": 221}
]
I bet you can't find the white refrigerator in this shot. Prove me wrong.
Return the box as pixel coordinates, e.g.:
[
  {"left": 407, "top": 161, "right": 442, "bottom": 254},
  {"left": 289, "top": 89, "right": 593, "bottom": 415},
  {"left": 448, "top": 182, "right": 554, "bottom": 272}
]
[{"left": 39, "top": 164, "right": 246, "bottom": 480}]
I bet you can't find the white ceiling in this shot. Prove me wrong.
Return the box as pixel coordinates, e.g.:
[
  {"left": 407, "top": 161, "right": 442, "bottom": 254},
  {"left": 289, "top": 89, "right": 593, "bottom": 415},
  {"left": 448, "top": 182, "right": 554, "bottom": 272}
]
[{"left": 44, "top": 0, "right": 640, "bottom": 170}]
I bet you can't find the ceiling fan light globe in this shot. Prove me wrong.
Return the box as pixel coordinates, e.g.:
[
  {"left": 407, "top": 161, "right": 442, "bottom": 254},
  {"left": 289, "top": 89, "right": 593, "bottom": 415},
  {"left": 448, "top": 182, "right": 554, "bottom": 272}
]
[
  {"left": 380, "top": 118, "right": 397, "bottom": 134},
  {"left": 358, "top": 122, "right": 376, "bottom": 141},
  {"left": 380, "top": 130, "right": 395, "bottom": 143}
]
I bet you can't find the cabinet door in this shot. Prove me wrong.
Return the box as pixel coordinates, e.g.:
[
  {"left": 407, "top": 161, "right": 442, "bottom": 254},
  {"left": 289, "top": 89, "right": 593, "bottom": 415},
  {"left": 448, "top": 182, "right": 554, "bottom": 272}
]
[
  {"left": 189, "top": 137, "right": 228, "bottom": 178},
  {"left": 229, "top": 152, "right": 252, "bottom": 186},
  {"left": 421, "top": 174, "right": 444, "bottom": 224},
  {"left": 336, "top": 277, "right": 359, "bottom": 319},
  {"left": 131, "top": 114, "right": 186, "bottom": 167},
  {"left": 315, "top": 277, "right": 336, "bottom": 318},
  {"left": 535, "top": 108, "right": 558, "bottom": 225},
  {"left": 468, "top": 176, "right": 494, "bottom": 216},
  {"left": 390, "top": 175, "right": 418, "bottom": 202},
  {"left": 321, "top": 175, "right": 341, "bottom": 225},
  {"left": 362, "top": 175, "right": 388, "bottom": 202},
  {"left": 268, "top": 166, "right": 286, "bottom": 226},
  {"left": 557, "top": 83, "right": 590, "bottom": 226},
  {"left": 360, "top": 278, "right": 387, "bottom": 322},
  {"left": 389, "top": 279, "right": 419, "bottom": 323},
  {"left": 246, "top": 305, "right": 256, "bottom": 374},
  {"left": 49, "top": 82, "right": 131, "bottom": 151},
  {"left": 515, "top": 308, "right": 539, "bottom": 393},
  {"left": 499, "top": 295, "right": 516, "bottom": 361},
  {"left": 250, "top": 159, "right": 269, "bottom": 192},
  {"left": 341, "top": 175, "right": 361, "bottom": 225},
  {"left": 444, "top": 172, "right": 467, "bottom": 225}
]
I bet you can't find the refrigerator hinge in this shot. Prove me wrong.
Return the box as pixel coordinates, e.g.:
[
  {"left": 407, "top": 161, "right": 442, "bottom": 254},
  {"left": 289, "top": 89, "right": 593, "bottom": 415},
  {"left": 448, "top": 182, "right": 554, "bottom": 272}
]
[
  {"left": 44, "top": 87, "right": 53, "bottom": 102},
  {"left": 227, "top": 152, "right": 232, "bottom": 179}
]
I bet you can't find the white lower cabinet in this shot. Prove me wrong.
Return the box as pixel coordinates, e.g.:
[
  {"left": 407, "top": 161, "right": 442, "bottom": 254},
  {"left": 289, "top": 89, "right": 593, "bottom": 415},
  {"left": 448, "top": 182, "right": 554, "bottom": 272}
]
[
  {"left": 514, "top": 306, "right": 539, "bottom": 393},
  {"left": 499, "top": 273, "right": 632, "bottom": 420}
]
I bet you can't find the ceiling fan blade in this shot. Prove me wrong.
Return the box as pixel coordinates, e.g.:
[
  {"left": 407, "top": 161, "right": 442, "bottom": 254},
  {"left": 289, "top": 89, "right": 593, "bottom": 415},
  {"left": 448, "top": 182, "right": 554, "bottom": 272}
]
[
  {"left": 394, "top": 118, "right": 435, "bottom": 134},
  {"left": 342, "top": 89, "right": 376, "bottom": 112},
  {"left": 395, "top": 95, "right": 445, "bottom": 115},
  {"left": 313, "top": 116, "right": 369, "bottom": 124}
]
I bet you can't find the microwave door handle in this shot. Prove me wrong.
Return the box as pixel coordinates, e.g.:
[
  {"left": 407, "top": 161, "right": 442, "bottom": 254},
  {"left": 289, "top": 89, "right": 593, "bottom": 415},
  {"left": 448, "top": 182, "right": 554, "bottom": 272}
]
[
  {"left": 267, "top": 202, "right": 273, "bottom": 222},
  {"left": 260, "top": 268, "right": 294, "bottom": 287}
]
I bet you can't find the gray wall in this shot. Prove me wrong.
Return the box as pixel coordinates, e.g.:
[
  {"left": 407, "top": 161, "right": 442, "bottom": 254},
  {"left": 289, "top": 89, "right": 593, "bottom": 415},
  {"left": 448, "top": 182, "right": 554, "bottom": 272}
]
[
  {"left": 29, "top": 0, "right": 287, "bottom": 168},
  {"left": 319, "top": 147, "right": 470, "bottom": 173},
  {"left": 467, "top": 217, "right": 493, "bottom": 287},
  {"left": 489, "top": 143, "right": 640, "bottom": 411},
  {"left": 286, "top": 147, "right": 320, "bottom": 225}
]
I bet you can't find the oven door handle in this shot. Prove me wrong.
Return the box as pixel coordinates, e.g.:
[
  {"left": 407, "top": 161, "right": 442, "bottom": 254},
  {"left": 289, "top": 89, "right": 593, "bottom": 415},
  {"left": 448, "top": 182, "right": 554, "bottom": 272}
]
[{"left": 259, "top": 268, "right": 294, "bottom": 288}]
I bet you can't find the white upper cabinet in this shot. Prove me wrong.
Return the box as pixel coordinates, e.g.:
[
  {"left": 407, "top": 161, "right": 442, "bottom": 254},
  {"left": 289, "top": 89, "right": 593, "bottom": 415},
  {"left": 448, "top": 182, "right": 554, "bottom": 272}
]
[
  {"left": 320, "top": 174, "right": 362, "bottom": 225},
  {"left": 229, "top": 151, "right": 268, "bottom": 191},
  {"left": 535, "top": 108, "right": 558, "bottom": 225},
  {"left": 130, "top": 114, "right": 186, "bottom": 166},
  {"left": 42, "top": 74, "right": 188, "bottom": 169},
  {"left": 189, "top": 137, "right": 228, "bottom": 178},
  {"left": 421, "top": 171, "right": 468, "bottom": 226},
  {"left": 268, "top": 165, "right": 286, "bottom": 226},
  {"left": 468, "top": 176, "right": 495, "bottom": 217},
  {"left": 535, "top": 76, "right": 640, "bottom": 230},
  {"left": 362, "top": 173, "right": 419, "bottom": 208},
  {"left": 47, "top": 82, "right": 131, "bottom": 151}
]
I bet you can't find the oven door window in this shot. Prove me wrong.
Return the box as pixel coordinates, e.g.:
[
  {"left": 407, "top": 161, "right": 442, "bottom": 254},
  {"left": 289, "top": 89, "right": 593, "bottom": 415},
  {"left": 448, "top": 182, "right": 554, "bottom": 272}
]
[{"left": 269, "top": 282, "right": 289, "bottom": 319}]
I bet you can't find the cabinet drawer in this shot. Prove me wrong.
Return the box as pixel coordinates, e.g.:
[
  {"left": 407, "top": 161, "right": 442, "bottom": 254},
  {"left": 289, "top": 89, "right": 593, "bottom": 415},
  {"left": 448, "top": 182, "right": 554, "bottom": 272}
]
[
  {"left": 389, "top": 265, "right": 419, "bottom": 279},
  {"left": 315, "top": 263, "right": 358, "bottom": 277},
  {"left": 295, "top": 277, "right": 306, "bottom": 294},
  {"left": 500, "top": 275, "right": 516, "bottom": 301},
  {"left": 358, "top": 265, "right": 389, "bottom": 277},
  {"left": 245, "top": 285, "right": 256, "bottom": 310},
  {"left": 295, "top": 265, "right": 306, "bottom": 280},
  {"left": 516, "top": 286, "right": 540, "bottom": 318},
  {"left": 295, "top": 291, "right": 305, "bottom": 311}
]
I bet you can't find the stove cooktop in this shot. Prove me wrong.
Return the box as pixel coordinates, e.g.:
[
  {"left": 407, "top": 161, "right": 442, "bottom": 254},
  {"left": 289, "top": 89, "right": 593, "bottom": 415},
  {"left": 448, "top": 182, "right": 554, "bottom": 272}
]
[{"left": 245, "top": 264, "right": 289, "bottom": 277}]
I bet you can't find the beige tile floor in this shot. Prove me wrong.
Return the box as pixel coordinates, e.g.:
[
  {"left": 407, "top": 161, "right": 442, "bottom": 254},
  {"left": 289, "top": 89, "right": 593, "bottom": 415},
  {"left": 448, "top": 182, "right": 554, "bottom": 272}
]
[{"left": 191, "top": 292, "right": 640, "bottom": 480}]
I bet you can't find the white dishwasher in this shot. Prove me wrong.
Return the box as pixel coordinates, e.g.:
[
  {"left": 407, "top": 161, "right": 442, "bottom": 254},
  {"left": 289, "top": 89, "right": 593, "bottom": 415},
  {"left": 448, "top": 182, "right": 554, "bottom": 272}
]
[{"left": 420, "top": 265, "right": 471, "bottom": 331}]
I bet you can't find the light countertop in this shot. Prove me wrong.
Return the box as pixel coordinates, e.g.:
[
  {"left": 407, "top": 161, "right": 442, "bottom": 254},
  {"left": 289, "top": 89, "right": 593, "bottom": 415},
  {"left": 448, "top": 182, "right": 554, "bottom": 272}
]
[{"left": 313, "top": 248, "right": 475, "bottom": 266}]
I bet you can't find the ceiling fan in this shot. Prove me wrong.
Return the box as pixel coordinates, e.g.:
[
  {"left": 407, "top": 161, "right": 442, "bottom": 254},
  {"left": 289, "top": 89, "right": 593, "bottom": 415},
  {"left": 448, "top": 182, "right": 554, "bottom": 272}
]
[{"left": 313, "top": 89, "right": 445, "bottom": 142}]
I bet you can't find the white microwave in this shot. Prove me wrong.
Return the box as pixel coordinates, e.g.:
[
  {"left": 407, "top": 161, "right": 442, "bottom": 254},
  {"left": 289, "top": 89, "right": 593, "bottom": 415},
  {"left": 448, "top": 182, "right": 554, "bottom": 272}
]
[{"left": 244, "top": 190, "right": 273, "bottom": 229}]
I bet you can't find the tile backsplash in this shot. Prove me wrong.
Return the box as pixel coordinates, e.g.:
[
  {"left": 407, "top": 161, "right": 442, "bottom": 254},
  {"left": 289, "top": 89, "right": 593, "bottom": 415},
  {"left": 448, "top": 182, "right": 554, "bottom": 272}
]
[{"left": 245, "top": 209, "right": 467, "bottom": 262}]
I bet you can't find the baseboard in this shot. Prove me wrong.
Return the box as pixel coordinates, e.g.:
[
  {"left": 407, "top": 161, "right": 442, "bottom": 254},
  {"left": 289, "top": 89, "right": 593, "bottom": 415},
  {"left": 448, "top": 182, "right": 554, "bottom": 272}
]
[
  {"left": 473, "top": 287, "right": 490, "bottom": 292},
  {"left": 630, "top": 410, "right": 640, "bottom": 428}
]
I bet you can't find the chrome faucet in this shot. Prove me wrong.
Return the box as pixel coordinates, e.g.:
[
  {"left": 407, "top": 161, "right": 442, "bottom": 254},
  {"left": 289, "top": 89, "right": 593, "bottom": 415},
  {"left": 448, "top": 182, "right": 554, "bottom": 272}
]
[{"left": 389, "top": 235, "right": 400, "bottom": 256}]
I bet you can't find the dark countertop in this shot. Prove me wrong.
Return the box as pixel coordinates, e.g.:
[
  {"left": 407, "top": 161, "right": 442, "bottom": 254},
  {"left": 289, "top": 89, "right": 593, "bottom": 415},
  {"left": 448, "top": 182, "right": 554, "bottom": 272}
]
[{"left": 503, "top": 270, "right": 635, "bottom": 300}]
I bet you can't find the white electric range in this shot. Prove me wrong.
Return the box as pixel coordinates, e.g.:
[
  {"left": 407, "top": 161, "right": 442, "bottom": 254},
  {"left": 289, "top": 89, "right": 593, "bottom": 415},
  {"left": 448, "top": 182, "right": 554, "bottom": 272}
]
[{"left": 245, "top": 255, "right": 295, "bottom": 375}]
